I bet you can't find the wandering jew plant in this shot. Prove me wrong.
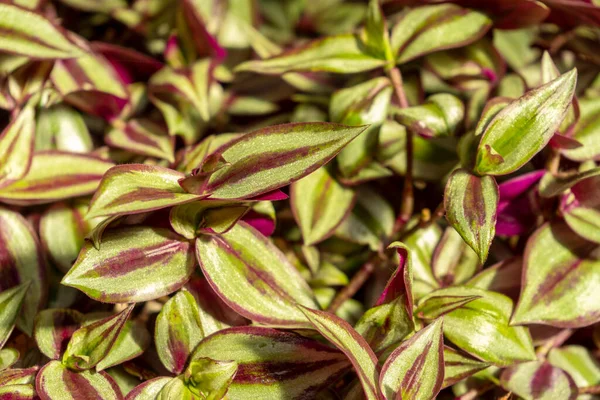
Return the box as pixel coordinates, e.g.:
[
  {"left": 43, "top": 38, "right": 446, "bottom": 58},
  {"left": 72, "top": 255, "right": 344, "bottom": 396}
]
[{"left": 1, "top": 0, "right": 600, "bottom": 399}]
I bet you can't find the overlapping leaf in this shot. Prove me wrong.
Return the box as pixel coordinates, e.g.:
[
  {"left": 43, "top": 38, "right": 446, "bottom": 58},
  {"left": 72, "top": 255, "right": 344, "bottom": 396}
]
[
  {"left": 33, "top": 309, "right": 83, "bottom": 360},
  {"left": 0, "top": 104, "right": 35, "bottom": 184},
  {"left": 0, "top": 283, "right": 30, "bottom": 349},
  {"left": 500, "top": 361, "right": 577, "bottom": 400}
]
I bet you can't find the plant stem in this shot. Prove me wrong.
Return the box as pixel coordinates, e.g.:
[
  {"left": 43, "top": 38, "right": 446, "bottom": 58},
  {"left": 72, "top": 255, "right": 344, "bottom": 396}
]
[
  {"left": 327, "top": 260, "right": 376, "bottom": 313},
  {"left": 388, "top": 67, "right": 414, "bottom": 233},
  {"left": 546, "top": 148, "right": 561, "bottom": 174},
  {"left": 579, "top": 385, "right": 600, "bottom": 395},
  {"left": 536, "top": 328, "right": 574, "bottom": 358}
]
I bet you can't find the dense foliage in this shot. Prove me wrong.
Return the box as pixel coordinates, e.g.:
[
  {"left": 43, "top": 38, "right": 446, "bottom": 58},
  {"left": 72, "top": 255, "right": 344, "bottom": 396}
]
[{"left": 1, "top": 0, "right": 600, "bottom": 399}]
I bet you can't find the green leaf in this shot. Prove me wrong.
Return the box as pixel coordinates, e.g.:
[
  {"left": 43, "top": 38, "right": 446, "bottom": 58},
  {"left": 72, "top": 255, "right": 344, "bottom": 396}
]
[
  {"left": 106, "top": 119, "right": 175, "bottom": 163},
  {"left": 0, "top": 348, "right": 19, "bottom": 371},
  {"left": 500, "top": 361, "right": 577, "bottom": 400},
  {"left": 299, "top": 306, "right": 381, "bottom": 400},
  {"left": 563, "top": 206, "right": 600, "bottom": 244},
  {"left": 155, "top": 289, "right": 205, "bottom": 374},
  {"left": 183, "top": 358, "right": 237, "bottom": 400},
  {"left": 401, "top": 223, "right": 441, "bottom": 299},
  {"left": 96, "top": 319, "right": 150, "bottom": 371},
  {"left": 39, "top": 201, "right": 95, "bottom": 273},
  {"left": 379, "top": 318, "right": 444, "bottom": 400},
  {"left": 444, "top": 169, "right": 499, "bottom": 263},
  {"left": 86, "top": 165, "right": 201, "bottom": 219},
  {"left": 335, "top": 187, "right": 394, "bottom": 251},
  {"left": 539, "top": 167, "right": 600, "bottom": 198},
  {"left": 474, "top": 69, "right": 577, "bottom": 175},
  {"left": 0, "top": 207, "right": 46, "bottom": 335},
  {"left": 415, "top": 294, "right": 481, "bottom": 320},
  {"left": 0, "top": 104, "right": 35, "bottom": 184},
  {"left": 563, "top": 98, "right": 600, "bottom": 161},
  {"left": 0, "top": 4, "right": 84, "bottom": 59},
  {"left": 391, "top": 4, "right": 492, "bottom": 64},
  {"left": 176, "top": 134, "right": 241, "bottom": 174},
  {"left": 466, "top": 256, "right": 523, "bottom": 299},
  {"left": 235, "top": 34, "right": 386, "bottom": 75},
  {"left": 35, "top": 105, "right": 93, "bottom": 153},
  {"left": 36, "top": 360, "right": 122, "bottom": 400},
  {"left": 0, "top": 366, "right": 37, "bottom": 386},
  {"left": 548, "top": 346, "right": 600, "bottom": 392},
  {"left": 62, "top": 305, "right": 133, "bottom": 370},
  {"left": 393, "top": 94, "right": 464, "bottom": 138},
  {"left": 362, "top": 0, "right": 393, "bottom": 61},
  {"left": 431, "top": 227, "right": 480, "bottom": 286},
  {"left": 196, "top": 222, "right": 318, "bottom": 327},
  {"left": 291, "top": 166, "right": 356, "bottom": 246},
  {"left": 0, "top": 152, "right": 114, "bottom": 205},
  {"left": 442, "top": 346, "right": 491, "bottom": 388},
  {"left": 62, "top": 227, "right": 196, "bottom": 303},
  {"left": 512, "top": 222, "right": 600, "bottom": 328},
  {"left": 419, "top": 286, "right": 535, "bottom": 366},
  {"left": 0, "top": 384, "right": 36, "bottom": 399},
  {"left": 355, "top": 297, "right": 415, "bottom": 354},
  {"left": 33, "top": 309, "right": 84, "bottom": 360},
  {"left": 189, "top": 326, "right": 349, "bottom": 399},
  {"left": 125, "top": 377, "right": 171, "bottom": 400},
  {"left": 193, "top": 122, "right": 367, "bottom": 200},
  {"left": 0, "top": 282, "right": 30, "bottom": 349}
]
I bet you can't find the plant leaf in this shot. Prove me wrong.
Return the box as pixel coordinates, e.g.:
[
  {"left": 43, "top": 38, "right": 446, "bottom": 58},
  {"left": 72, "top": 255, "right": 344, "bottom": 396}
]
[
  {"left": 193, "top": 122, "right": 367, "bottom": 200},
  {"left": 0, "top": 4, "right": 84, "bottom": 59},
  {"left": 105, "top": 119, "right": 175, "bottom": 163},
  {"left": 362, "top": 0, "right": 393, "bottom": 61},
  {"left": 36, "top": 360, "right": 123, "bottom": 400},
  {"left": 35, "top": 105, "right": 93, "bottom": 153},
  {"left": 125, "top": 377, "right": 171, "bottom": 400},
  {"left": 442, "top": 346, "right": 491, "bottom": 388},
  {"left": 33, "top": 309, "right": 84, "bottom": 360},
  {"left": 155, "top": 289, "right": 205, "bottom": 374},
  {"left": 196, "top": 222, "right": 318, "bottom": 327},
  {"left": 391, "top": 4, "right": 492, "bottom": 64},
  {"left": 299, "top": 306, "right": 381, "bottom": 400},
  {"left": 393, "top": 94, "right": 464, "bottom": 138},
  {"left": 415, "top": 294, "right": 481, "bottom": 320},
  {"left": 0, "top": 348, "right": 19, "bottom": 371},
  {"left": 0, "top": 282, "right": 30, "bottom": 349},
  {"left": 548, "top": 345, "right": 600, "bottom": 391},
  {"left": 474, "top": 69, "right": 577, "bottom": 175},
  {"left": 379, "top": 318, "right": 444, "bottom": 400},
  {"left": 444, "top": 168, "right": 499, "bottom": 263},
  {"left": 87, "top": 165, "right": 201, "bottom": 218},
  {"left": 0, "top": 104, "right": 35, "bottom": 184},
  {"left": 96, "top": 319, "right": 150, "bottom": 371},
  {"left": 62, "top": 305, "right": 133, "bottom": 370},
  {"left": 512, "top": 222, "right": 600, "bottom": 328},
  {"left": 0, "top": 207, "right": 46, "bottom": 335},
  {"left": 431, "top": 227, "right": 480, "bottom": 286},
  {"left": 0, "top": 384, "right": 36, "bottom": 400},
  {"left": 291, "top": 166, "right": 356, "bottom": 246},
  {"left": 500, "top": 361, "right": 577, "bottom": 400},
  {"left": 183, "top": 358, "right": 237, "bottom": 400},
  {"left": 189, "top": 326, "right": 349, "bottom": 399},
  {"left": 419, "top": 286, "right": 536, "bottom": 366},
  {"left": 539, "top": 167, "right": 600, "bottom": 198},
  {"left": 0, "top": 366, "right": 37, "bottom": 386},
  {"left": 0, "top": 151, "right": 114, "bottom": 205},
  {"left": 235, "top": 34, "right": 386, "bottom": 75},
  {"left": 376, "top": 242, "right": 414, "bottom": 319},
  {"left": 62, "top": 227, "right": 196, "bottom": 303}
]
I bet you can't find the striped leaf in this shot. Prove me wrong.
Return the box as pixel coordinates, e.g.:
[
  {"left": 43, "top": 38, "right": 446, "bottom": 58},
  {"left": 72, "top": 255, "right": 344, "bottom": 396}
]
[
  {"left": 299, "top": 307, "right": 381, "bottom": 400},
  {"left": 563, "top": 97, "right": 600, "bottom": 162},
  {"left": 354, "top": 297, "right": 414, "bottom": 354},
  {"left": 392, "top": 94, "right": 464, "bottom": 138},
  {"left": 235, "top": 34, "right": 386, "bottom": 75},
  {"left": 0, "top": 348, "right": 19, "bottom": 370},
  {"left": 86, "top": 165, "right": 201, "bottom": 219},
  {"left": 62, "top": 227, "right": 196, "bottom": 303},
  {"left": 149, "top": 60, "right": 211, "bottom": 121},
  {"left": 189, "top": 326, "right": 349, "bottom": 400},
  {"left": 36, "top": 360, "right": 123, "bottom": 400},
  {"left": 431, "top": 227, "right": 480, "bottom": 286},
  {"left": 0, "top": 367, "right": 37, "bottom": 386},
  {"left": 444, "top": 169, "right": 499, "bottom": 263},
  {"left": 0, "top": 282, "right": 30, "bottom": 349},
  {"left": 474, "top": 69, "right": 577, "bottom": 176},
  {"left": 0, "top": 384, "right": 36, "bottom": 400},
  {"left": 420, "top": 287, "right": 535, "bottom": 366},
  {"left": 391, "top": 5, "right": 492, "bottom": 64},
  {"left": 442, "top": 346, "right": 490, "bottom": 388},
  {"left": 62, "top": 305, "right": 133, "bottom": 371},
  {"left": 0, "top": 152, "right": 114, "bottom": 205},
  {"left": 500, "top": 361, "right": 577, "bottom": 400},
  {"left": 290, "top": 166, "right": 356, "bottom": 246},
  {"left": 415, "top": 295, "right": 481, "bottom": 320},
  {"left": 0, "top": 207, "right": 47, "bottom": 335},
  {"left": 512, "top": 222, "right": 600, "bottom": 328},
  {"left": 155, "top": 290, "right": 205, "bottom": 374},
  {"left": 548, "top": 345, "right": 600, "bottom": 392},
  {"left": 183, "top": 358, "right": 237, "bottom": 400},
  {"left": 562, "top": 174, "right": 600, "bottom": 244},
  {"left": 35, "top": 105, "right": 93, "bottom": 153},
  {"left": 539, "top": 167, "right": 600, "bottom": 198},
  {"left": 125, "top": 377, "right": 171, "bottom": 400},
  {"left": 51, "top": 52, "right": 129, "bottom": 120},
  {"left": 379, "top": 319, "right": 444, "bottom": 400},
  {"left": 0, "top": 104, "right": 35, "bottom": 184},
  {"left": 190, "top": 123, "right": 367, "bottom": 200},
  {"left": 466, "top": 257, "right": 523, "bottom": 299},
  {"left": 105, "top": 119, "right": 175, "bottom": 163},
  {"left": 96, "top": 319, "right": 150, "bottom": 371},
  {"left": 377, "top": 243, "right": 414, "bottom": 318},
  {"left": 175, "top": 133, "right": 241, "bottom": 174},
  {"left": 39, "top": 201, "right": 95, "bottom": 273},
  {"left": 33, "top": 309, "right": 84, "bottom": 360},
  {"left": 0, "top": 4, "right": 84, "bottom": 59},
  {"left": 196, "top": 222, "right": 318, "bottom": 327},
  {"left": 155, "top": 376, "right": 194, "bottom": 400}
]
